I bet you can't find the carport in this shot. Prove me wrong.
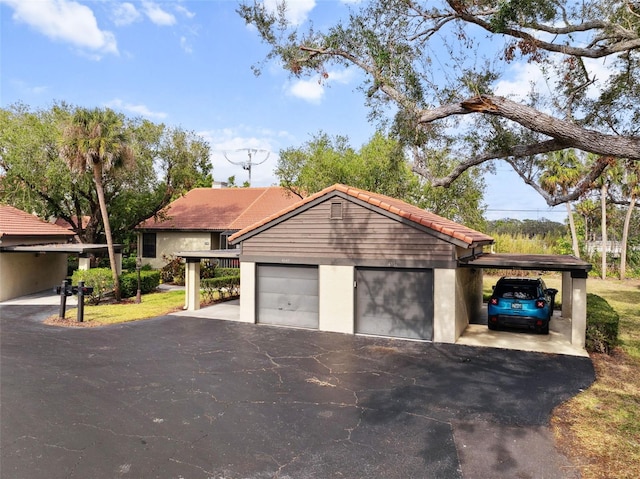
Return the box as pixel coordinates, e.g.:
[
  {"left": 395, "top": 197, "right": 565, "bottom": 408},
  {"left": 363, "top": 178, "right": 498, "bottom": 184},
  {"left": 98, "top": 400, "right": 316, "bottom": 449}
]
[{"left": 458, "top": 253, "right": 592, "bottom": 350}]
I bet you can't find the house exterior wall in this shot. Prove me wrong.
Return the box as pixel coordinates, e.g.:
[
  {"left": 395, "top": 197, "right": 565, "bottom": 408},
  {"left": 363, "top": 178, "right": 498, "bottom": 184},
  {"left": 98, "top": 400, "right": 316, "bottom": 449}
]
[
  {"left": 140, "top": 231, "right": 213, "bottom": 269},
  {"left": 239, "top": 199, "right": 457, "bottom": 268},
  {"left": 0, "top": 252, "right": 68, "bottom": 301}
]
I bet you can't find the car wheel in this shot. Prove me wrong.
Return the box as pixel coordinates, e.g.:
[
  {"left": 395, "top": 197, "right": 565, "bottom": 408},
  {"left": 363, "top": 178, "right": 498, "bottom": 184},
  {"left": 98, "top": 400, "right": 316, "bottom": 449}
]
[
  {"left": 539, "top": 323, "right": 549, "bottom": 335},
  {"left": 488, "top": 322, "right": 498, "bottom": 331}
]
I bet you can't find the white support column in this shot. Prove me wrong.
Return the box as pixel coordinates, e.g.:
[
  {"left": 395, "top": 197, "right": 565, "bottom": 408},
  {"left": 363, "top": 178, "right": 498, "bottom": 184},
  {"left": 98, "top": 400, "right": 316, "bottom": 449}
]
[
  {"left": 115, "top": 251, "right": 123, "bottom": 277},
  {"left": 239, "top": 261, "right": 256, "bottom": 323},
  {"left": 319, "top": 264, "right": 354, "bottom": 334},
  {"left": 561, "top": 271, "right": 572, "bottom": 318},
  {"left": 433, "top": 268, "right": 456, "bottom": 343},
  {"left": 78, "top": 256, "right": 91, "bottom": 271},
  {"left": 185, "top": 259, "right": 201, "bottom": 311},
  {"left": 571, "top": 276, "right": 588, "bottom": 349}
]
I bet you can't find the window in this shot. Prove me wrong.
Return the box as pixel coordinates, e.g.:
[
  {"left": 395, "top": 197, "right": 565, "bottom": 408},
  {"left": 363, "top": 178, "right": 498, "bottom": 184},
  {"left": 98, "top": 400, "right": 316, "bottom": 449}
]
[{"left": 142, "top": 233, "right": 156, "bottom": 258}]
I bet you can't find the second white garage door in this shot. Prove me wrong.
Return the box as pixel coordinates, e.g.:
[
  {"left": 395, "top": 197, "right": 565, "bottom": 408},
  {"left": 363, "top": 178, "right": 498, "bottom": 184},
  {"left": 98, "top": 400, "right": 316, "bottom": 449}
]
[{"left": 256, "top": 264, "right": 319, "bottom": 329}]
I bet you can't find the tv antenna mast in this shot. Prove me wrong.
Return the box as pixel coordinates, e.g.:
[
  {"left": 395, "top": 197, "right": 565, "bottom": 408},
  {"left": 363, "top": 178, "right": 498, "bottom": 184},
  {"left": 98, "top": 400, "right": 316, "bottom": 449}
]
[{"left": 224, "top": 148, "right": 270, "bottom": 186}]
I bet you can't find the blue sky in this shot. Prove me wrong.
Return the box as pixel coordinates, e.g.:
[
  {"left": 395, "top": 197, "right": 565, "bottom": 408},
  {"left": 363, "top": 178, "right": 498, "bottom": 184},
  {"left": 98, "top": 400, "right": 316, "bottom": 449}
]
[{"left": 0, "top": 0, "right": 569, "bottom": 222}]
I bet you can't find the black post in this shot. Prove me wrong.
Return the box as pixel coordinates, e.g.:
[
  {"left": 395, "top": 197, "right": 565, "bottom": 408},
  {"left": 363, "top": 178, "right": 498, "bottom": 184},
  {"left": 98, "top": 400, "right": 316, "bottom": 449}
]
[
  {"left": 135, "top": 256, "right": 142, "bottom": 304},
  {"left": 58, "top": 279, "right": 69, "bottom": 319},
  {"left": 77, "top": 280, "right": 85, "bottom": 323}
]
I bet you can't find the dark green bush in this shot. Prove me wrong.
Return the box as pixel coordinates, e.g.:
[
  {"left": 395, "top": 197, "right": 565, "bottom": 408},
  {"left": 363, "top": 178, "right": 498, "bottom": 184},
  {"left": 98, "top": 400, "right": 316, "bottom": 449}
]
[
  {"left": 215, "top": 267, "right": 240, "bottom": 278},
  {"left": 201, "top": 275, "right": 240, "bottom": 303},
  {"left": 586, "top": 293, "right": 620, "bottom": 354},
  {"left": 119, "top": 270, "right": 161, "bottom": 298}
]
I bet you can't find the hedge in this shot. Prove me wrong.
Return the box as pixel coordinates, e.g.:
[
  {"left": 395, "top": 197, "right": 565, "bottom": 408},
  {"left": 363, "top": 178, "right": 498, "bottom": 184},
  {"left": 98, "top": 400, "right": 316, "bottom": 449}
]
[
  {"left": 201, "top": 275, "right": 240, "bottom": 303},
  {"left": 71, "top": 268, "right": 115, "bottom": 305},
  {"left": 120, "top": 270, "right": 161, "bottom": 299},
  {"left": 586, "top": 293, "right": 620, "bottom": 354}
]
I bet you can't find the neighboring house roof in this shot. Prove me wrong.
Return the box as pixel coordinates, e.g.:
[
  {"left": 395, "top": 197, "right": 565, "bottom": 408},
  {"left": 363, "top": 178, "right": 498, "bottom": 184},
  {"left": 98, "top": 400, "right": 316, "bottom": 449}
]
[
  {"left": 0, "top": 205, "right": 76, "bottom": 240},
  {"left": 55, "top": 215, "right": 90, "bottom": 230},
  {"left": 230, "top": 184, "right": 494, "bottom": 247},
  {"left": 136, "top": 187, "right": 301, "bottom": 231}
]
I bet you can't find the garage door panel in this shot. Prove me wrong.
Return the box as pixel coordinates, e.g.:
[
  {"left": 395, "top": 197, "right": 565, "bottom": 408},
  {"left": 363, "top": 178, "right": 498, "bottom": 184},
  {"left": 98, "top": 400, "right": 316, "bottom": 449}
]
[
  {"left": 356, "top": 268, "right": 433, "bottom": 340},
  {"left": 257, "top": 265, "right": 319, "bottom": 329}
]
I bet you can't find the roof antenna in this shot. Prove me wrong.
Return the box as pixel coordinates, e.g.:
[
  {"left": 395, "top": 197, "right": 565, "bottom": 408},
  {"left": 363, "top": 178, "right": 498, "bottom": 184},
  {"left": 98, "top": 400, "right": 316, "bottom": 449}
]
[{"left": 223, "top": 148, "right": 270, "bottom": 186}]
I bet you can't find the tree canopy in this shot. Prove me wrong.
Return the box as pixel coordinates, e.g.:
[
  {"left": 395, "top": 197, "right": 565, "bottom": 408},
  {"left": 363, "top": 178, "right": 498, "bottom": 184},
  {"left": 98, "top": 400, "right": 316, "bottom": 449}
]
[
  {"left": 239, "top": 0, "right": 640, "bottom": 206},
  {"left": 0, "top": 103, "right": 212, "bottom": 246},
  {"left": 276, "top": 131, "right": 486, "bottom": 228}
]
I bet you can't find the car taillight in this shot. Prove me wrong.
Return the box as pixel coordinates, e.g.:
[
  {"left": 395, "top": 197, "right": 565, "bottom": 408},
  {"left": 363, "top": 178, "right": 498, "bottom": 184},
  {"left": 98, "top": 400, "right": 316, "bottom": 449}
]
[
  {"left": 489, "top": 316, "right": 498, "bottom": 323},
  {"left": 490, "top": 298, "right": 498, "bottom": 305},
  {"left": 536, "top": 300, "right": 546, "bottom": 308}
]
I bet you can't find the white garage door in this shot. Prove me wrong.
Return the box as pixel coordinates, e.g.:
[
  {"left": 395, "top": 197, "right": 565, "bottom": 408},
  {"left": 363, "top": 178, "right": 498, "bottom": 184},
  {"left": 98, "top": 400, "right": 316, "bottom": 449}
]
[
  {"left": 257, "top": 264, "right": 319, "bottom": 329},
  {"left": 356, "top": 267, "right": 434, "bottom": 340}
]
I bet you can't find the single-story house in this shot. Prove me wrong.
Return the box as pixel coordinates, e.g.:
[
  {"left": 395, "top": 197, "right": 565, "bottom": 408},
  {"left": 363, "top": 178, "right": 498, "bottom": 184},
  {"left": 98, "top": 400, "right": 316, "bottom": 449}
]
[
  {"left": 135, "top": 186, "right": 301, "bottom": 269},
  {"left": 0, "top": 205, "right": 123, "bottom": 302},
  {"left": 226, "top": 184, "right": 494, "bottom": 343},
  {"left": 0, "top": 205, "right": 76, "bottom": 301}
]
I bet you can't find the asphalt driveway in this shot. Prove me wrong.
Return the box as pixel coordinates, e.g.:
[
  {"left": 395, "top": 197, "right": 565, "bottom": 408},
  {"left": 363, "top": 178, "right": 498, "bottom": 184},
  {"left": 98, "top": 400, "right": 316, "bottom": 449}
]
[{"left": 1, "top": 302, "right": 595, "bottom": 479}]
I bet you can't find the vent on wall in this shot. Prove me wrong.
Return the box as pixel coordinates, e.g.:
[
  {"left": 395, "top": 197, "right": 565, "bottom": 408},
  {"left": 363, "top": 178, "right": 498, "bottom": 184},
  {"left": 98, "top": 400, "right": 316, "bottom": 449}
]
[{"left": 330, "top": 201, "right": 343, "bottom": 219}]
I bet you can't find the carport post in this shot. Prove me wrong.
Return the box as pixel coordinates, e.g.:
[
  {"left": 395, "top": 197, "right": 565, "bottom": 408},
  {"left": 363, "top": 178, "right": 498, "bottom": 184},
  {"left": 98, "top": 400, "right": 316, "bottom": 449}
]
[
  {"left": 185, "top": 258, "right": 201, "bottom": 311},
  {"left": 77, "top": 280, "right": 85, "bottom": 323}
]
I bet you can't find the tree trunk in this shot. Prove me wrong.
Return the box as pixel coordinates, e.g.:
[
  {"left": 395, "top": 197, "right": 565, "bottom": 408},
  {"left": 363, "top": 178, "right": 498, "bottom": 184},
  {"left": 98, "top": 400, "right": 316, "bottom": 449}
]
[
  {"left": 566, "top": 202, "right": 580, "bottom": 258},
  {"left": 94, "top": 168, "right": 121, "bottom": 301},
  {"left": 600, "top": 184, "right": 608, "bottom": 280},
  {"left": 620, "top": 195, "right": 636, "bottom": 280}
]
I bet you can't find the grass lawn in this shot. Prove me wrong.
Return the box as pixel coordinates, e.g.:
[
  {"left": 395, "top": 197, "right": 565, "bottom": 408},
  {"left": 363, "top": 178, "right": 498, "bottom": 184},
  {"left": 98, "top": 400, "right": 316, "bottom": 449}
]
[
  {"left": 45, "top": 289, "right": 232, "bottom": 327},
  {"left": 486, "top": 274, "right": 640, "bottom": 479}
]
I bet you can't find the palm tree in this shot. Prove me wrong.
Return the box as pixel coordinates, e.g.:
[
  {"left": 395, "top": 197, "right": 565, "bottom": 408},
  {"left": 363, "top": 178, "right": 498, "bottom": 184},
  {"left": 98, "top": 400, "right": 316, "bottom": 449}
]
[
  {"left": 593, "top": 158, "right": 623, "bottom": 280},
  {"left": 620, "top": 160, "right": 640, "bottom": 280},
  {"left": 59, "top": 107, "right": 134, "bottom": 301},
  {"left": 539, "top": 150, "right": 583, "bottom": 258}
]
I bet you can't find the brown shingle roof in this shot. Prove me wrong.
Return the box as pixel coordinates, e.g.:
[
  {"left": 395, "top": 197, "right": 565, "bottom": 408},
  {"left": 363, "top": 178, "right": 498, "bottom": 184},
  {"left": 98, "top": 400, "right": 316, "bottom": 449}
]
[
  {"left": 136, "top": 187, "right": 300, "bottom": 231},
  {"left": 230, "top": 184, "right": 494, "bottom": 247},
  {"left": 0, "top": 205, "right": 76, "bottom": 238}
]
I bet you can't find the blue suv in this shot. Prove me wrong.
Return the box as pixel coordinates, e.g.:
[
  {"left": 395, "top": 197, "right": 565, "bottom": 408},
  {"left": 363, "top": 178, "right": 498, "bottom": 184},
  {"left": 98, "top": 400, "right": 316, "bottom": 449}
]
[{"left": 488, "top": 277, "right": 558, "bottom": 334}]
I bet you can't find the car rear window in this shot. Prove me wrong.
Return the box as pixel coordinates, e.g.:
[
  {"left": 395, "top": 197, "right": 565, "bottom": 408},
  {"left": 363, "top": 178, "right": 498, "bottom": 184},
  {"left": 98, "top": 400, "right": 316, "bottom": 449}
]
[{"left": 495, "top": 283, "right": 538, "bottom": 300}]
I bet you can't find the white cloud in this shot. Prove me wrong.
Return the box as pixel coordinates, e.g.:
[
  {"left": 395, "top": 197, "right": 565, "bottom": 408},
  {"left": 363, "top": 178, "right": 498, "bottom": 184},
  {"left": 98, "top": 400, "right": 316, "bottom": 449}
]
[
  {"left": 111, "top": 2, "right": 141, "bottom": 27},
  {"left": 174, "top": 4, "right": 195, "bottom": 19},
  {"left": 263, "top": 0, "right": 316, "bottom": 26},
  {"left": 141, "top": 0, "right": 176, "bottom": 26},
  {"left": 180, "top": 36, "right": 192, "bottom": 54},
  {"left": 287, "top": 68, "right": 355, "bottom": 103},
  {"left": 1, "top": 0, "right": 118, "bottom": 56},
  {"left": 106, "top": 99, "right": 167, "bottom": 120}
]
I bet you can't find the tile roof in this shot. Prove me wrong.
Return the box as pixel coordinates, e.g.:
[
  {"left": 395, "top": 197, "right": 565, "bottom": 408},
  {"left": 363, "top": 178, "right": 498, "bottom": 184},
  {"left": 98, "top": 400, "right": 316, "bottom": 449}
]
[
  {"left": 0, "top": 205, "right": 76, "bottom": 238},
  {"left": 230, "top": 184, "right": 494, "bottom": 247},
  {"left": 136, "top": 187, "right": 301, "bottom": 231}
]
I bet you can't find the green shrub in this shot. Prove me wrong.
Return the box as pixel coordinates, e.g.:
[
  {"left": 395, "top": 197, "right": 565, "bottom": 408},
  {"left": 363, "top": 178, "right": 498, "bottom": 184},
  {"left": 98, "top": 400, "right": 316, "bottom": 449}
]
[
  {"left": 215, "top": 267, "right": 240, "bottom": 278},
  {"left": 71, "top": 268, "right": 115, "bottom": 305},
  {"left": 161, "top": 254, "right": 185, "bottom": 284},
  {"left": 201, "top": 275, "right": 240, "bottom": 303},
  {"left": 119, "top": 270, "right": 161, "bottom": 298},
  {"left": 586, "top": 293, "right": 620, "bottom": 354}
]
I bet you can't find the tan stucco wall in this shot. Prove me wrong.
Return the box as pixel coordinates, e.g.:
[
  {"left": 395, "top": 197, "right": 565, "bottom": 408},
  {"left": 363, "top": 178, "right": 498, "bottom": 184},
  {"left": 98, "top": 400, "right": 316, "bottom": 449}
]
[
  {"left": 238, "top": 261, "right": 256, "bottom": 323},
  {"left": 0, "top": 252, "right": 68, "bottom": 302},
  {"left": 455, "top": 267, "right": 483, "bottom": 340},
  {"left": 433, "top": 268, "right": 457, "bottom": 343},
  {"left": 319, "top": 264, "right": 354, "bottom": 334},
  {"left": 141, "top": 232, "right": 213, "bottom": 269}
]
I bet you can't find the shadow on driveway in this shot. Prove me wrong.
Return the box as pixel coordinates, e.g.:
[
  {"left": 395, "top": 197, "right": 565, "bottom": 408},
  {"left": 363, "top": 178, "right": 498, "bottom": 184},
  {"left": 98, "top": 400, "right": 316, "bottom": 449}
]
[{"left": 0, "top": 304, "right": 594, "bottom": 479}]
